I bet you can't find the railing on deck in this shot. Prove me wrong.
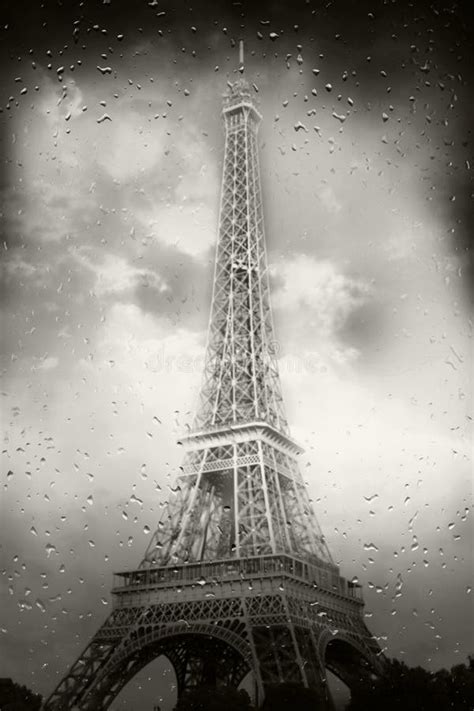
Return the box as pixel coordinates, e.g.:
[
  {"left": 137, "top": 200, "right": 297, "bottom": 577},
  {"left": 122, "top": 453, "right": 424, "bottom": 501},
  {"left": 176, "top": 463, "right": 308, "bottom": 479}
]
[{"left": 112, "top": 553, "right": 362, "bottom": 603}]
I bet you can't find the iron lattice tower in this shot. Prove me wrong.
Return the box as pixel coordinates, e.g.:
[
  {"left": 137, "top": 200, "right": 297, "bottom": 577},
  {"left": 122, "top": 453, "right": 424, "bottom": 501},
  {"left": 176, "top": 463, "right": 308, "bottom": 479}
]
[{"left": 43, "top": 58, "right": 383, "bottom": 711}]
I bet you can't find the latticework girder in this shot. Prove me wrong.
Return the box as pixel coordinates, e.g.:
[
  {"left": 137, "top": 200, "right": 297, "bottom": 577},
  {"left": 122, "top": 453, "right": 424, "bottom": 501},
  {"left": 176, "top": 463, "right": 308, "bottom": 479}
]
[
  {"left": 43, "top": 557, "right": 382, "bottom": 710},
  {"left": 140, "top": 432, "right": 333, "bottom": 567},
  {"left": 138, "top": 78, "right": 333, "bottom": 570},
  {"left": 194, "top": 80, "right": 287, "bottom": 435}
]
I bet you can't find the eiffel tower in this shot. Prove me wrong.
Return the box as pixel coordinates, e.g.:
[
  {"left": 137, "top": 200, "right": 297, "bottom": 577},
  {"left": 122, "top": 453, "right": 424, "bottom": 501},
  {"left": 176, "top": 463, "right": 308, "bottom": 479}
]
[{"left": 43, "top": 46, "right": 383, "bottom": 710}]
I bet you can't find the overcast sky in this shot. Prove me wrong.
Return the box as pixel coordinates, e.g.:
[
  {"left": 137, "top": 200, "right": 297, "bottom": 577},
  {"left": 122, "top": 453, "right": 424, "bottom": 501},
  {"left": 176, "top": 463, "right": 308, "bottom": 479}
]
[{"left": 1, "top": 0, "right": 472, "bottom": 708}]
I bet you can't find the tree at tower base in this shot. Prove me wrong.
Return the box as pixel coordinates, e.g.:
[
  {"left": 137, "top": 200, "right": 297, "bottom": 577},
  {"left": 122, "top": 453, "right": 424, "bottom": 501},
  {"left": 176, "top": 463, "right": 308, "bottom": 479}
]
[
  {"left": 172, "top": 682, "right": 334, "bottom": 711},
  {"left": 173, "top": 684, "right": 254, "bottom": 711},
  {"left": 261, "top": 682, "right": 331, "bottom": 710}
]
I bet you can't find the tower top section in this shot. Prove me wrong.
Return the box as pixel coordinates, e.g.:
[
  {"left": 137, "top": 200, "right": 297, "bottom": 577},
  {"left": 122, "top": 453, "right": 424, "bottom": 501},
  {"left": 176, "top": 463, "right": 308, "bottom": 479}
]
[
  {"left": 222, "top": 79, "right": 261, "bottom": 122},
  {"left": 222, "top": 41, "right": 261, "bottom": 122},
  {"left": 193, "top": 44, "right": 287, "bottom": 437}
]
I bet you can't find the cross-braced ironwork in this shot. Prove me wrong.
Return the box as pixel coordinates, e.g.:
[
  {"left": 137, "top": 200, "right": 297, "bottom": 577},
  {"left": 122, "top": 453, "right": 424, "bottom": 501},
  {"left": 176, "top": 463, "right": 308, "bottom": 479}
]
[{"left": 43, "top": 57, "right": 383, "bottom": 711}]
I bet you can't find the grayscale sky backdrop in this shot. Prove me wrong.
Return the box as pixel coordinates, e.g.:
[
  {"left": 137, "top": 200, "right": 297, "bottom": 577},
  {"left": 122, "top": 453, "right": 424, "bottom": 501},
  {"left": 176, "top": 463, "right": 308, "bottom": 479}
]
[{"left": 1, "top": 0, "right": 472, "bottom": 708}]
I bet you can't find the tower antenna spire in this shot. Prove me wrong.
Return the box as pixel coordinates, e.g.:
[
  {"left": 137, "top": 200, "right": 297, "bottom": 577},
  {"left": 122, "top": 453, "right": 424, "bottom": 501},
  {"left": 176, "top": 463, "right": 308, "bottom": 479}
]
[{"left": 239, "top": 39, "right": 244, "bottom": 72}]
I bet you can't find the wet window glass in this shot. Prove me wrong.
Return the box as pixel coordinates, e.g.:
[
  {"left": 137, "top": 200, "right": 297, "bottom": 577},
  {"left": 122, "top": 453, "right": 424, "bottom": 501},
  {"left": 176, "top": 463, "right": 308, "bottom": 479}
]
[{"left": 1, "top": 2, "right": 471, "bottom": 709}]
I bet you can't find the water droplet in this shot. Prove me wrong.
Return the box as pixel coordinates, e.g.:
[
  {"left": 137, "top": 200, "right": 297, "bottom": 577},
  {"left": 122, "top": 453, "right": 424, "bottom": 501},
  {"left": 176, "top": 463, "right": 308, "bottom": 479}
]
[
  {"left": 294, "top": 121, "right": 307, "bottom": 132},
  {"left": 363, "top": 542, "right": 379, "bottom": 552},
  {"left": 45, "top": 544, "right": 57, "bottom": 558}
]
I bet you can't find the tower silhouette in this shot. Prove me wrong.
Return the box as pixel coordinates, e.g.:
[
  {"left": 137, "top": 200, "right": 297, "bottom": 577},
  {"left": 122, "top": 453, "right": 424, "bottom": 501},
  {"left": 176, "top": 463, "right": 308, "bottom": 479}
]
[{"left": 43, "top": 51, "right": 383, "bottom": 710}]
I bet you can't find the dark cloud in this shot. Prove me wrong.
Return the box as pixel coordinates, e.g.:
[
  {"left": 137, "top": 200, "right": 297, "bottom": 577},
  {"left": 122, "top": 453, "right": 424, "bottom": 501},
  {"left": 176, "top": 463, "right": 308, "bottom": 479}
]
[
  {"left": 337, "top": 299, "right": 386, "bottom": 356},
  {"left": 133, "top": 243, "right": 212, "bottom": 328}
]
